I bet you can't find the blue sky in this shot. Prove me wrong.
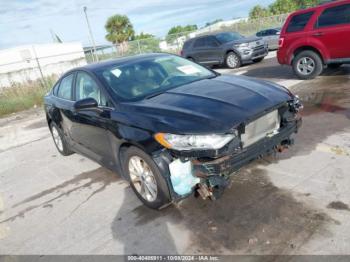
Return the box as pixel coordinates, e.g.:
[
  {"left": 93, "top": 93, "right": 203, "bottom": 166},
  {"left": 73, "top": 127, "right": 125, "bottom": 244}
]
[{"left": 0, "top": 0, "right": 275, "bottom": 49}]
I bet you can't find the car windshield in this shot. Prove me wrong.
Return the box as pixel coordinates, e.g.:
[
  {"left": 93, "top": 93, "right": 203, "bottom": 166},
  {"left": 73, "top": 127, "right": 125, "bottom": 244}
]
[
  {"left": 215, "top": 32, "right": 243, "bottom": 43},
  {"left": 96, "top": 55, "right": 216, "bottom": 101}
]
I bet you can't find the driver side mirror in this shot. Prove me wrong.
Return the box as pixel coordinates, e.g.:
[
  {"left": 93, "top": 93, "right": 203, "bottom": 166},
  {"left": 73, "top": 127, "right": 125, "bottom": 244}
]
[{"left": 74, "top": 97, "right": 98, "bottom": 111}]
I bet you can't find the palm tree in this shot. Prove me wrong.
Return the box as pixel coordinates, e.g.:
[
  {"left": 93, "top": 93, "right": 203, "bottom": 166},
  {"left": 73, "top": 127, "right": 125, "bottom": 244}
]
[{"left": 105, "top": 15, "right": 135, "bottom": 54}]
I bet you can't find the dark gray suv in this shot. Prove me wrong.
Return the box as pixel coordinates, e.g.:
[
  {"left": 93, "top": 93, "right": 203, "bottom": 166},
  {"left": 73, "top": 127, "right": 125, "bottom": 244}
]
[{"left": 181, "top": 32, "right": 268, "bottom": 69}]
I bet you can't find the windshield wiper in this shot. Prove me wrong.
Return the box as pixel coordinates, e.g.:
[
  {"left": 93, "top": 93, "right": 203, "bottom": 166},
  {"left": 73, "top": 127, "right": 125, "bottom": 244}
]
[
  {"left": 207, "top": 74, "right": 219, "bottom": 79},
  {"left": 145, "top": 74, "right": 219, "bottom": 100},
  {"left": 145, "top": 91, "right": 166, "bottom": 100}
]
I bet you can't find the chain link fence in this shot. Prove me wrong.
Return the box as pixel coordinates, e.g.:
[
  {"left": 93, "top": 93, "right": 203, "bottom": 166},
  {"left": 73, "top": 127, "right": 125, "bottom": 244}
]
[
  {"left": 85, "top": 13, "right": 289, "bottom": 62},
  {"left": 0, "top": 13, "right": 288, "bottom": 116}
]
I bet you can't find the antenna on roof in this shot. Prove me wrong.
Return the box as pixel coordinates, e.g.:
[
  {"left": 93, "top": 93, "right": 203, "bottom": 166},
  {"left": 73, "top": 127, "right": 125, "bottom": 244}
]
[{"left": 50, "top": 29, "right": 63, "bottom": 43}]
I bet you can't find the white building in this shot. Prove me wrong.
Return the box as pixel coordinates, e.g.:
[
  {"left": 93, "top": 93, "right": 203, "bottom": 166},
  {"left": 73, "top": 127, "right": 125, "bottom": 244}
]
[{"left": 0, "top": 42, "right": 86, "bottom": 88}]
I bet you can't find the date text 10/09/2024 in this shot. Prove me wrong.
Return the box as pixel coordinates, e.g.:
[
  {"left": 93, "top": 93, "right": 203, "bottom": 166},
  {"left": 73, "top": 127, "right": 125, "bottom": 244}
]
[{"left": 127, "top": 255, "right": 220, "bottom": 261}]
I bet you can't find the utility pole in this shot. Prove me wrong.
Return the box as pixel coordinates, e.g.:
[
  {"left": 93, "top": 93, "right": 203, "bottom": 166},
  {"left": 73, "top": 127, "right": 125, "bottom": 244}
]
[
  {"left": 32, "top": 45, "right": 47, "bottom": 89},
  {"left": 83, "top": 6, "right": 98, "bottom": 62}
]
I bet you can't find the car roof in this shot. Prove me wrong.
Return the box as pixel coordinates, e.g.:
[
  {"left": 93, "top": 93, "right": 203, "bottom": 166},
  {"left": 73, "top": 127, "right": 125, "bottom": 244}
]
[
  {"left": 291, "top": 0, "right": 349, "bottom": 14},
  {"left": 73, "top": 53, "right": 171, "bottom": 73},
  {"left": 187, "top": 31, "right": 239, "bottom": 41}
]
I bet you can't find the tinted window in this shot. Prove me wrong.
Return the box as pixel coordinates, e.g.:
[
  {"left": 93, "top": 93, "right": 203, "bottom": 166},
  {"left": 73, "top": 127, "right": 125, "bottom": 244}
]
[
  {"left": 57, "top": 74, "right": 74, "bottom": 100},
  {"left": 52, "top": 82, "right": 60, "bottom": 95},
  {"left": 75, "top": 72, "right": 108, "bottom": 106},
  {"left": 268, "top": 29, "right": 279, "bottom": 35},
  {"left": 96, "top": 55, "right": 215, "bottom": 101},
  {"left": 287, "top": 12, "right": 314, "bottom": 33},
  {"left": 183, "top": 40, "right": 193, "bottom": 50},
  {"left": 317, "top": 4, "right": 350, "bottom": 28},
  {"left": 216, "top": 32, "right": 243, "bottom": 43},
  {"left": 193, "top": 38, "right": 206, "bottom": 48},
  {"left": 206, "top": 36, "right": 219, "bottom": 47}
]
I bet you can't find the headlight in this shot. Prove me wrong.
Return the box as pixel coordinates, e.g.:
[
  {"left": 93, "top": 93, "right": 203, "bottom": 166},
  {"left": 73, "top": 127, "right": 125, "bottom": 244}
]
[
  {"left": 154, "top": 133, "right": 236, "bottom": 151},
  {"left": 234, "top": 43, "right": 249, "bottom": 49}
]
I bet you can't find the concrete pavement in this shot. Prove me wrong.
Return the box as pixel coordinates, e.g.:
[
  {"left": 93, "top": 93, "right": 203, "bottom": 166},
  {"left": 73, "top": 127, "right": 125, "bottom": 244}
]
[{"left": 0, "top": 55, "right": 349, "bottom": 255}]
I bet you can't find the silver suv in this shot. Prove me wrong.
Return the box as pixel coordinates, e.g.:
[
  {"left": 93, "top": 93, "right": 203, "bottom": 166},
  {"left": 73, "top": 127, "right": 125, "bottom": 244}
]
[
  {"left": 256, "top": 28, "right": 281, "bottom": 50},
  {"left": 181, "top": 32, "right": 268, "bottom": 69}
]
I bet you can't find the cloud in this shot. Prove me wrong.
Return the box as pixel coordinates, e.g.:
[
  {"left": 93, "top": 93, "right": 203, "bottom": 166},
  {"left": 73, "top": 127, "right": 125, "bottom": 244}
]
[
  {"left": 18, "top": 24, "right": 32, "bottom": 30},
  {"left": 0, "top": 0, "right": 275, "bottom": 49}
]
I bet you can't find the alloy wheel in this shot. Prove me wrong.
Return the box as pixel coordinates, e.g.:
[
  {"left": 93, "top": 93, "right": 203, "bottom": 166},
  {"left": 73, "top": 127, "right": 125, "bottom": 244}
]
[
  {"left": 227, "top": 53, "right": 239, "bottom": 68},
  {"left": 51, "top": 126, "right": 63, "bottom": 151},
  {"left": 128, "top": 156, "right": 158, "bottom": 202},
  {"left": 297, "top": 57, "right": 315, "bottom": 76}
]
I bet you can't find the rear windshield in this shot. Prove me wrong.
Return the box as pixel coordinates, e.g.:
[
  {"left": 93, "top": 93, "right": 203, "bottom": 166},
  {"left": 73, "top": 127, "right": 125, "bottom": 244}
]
[
  {"left": 215, "top": 32, "right": 243, "bottom": 43},
  {"left": 286, "top": 11, "right": 314, "bottom": 33}
]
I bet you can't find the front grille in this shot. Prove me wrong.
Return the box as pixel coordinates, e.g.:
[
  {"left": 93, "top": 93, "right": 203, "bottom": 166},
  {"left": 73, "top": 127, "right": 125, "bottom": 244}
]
[{"left": 253, "top": 45, "right": 265, "bottom": 52}]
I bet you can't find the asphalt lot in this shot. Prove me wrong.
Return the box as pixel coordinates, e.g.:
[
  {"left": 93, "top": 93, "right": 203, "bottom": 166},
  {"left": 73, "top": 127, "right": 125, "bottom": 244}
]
[{"left": 1, "top": 52, "right": 350, "bottom": 255}]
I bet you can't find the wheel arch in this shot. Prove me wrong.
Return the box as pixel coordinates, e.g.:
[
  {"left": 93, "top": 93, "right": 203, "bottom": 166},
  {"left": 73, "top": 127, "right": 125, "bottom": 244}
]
[
  {"left": 225, "top": 49, "right": 241, "bottom": 58},
  {"left": 291, "top": 46, "right": 325, "bottom": 65},
  {"left": 46, "top": 113, "right": 52, "bottom": 128},
  {"left": 115, "top": 139, "right": 161, "bottom": 180}
]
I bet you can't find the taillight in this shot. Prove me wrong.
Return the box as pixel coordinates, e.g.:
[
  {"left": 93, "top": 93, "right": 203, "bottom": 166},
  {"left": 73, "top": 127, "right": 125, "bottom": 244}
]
[
  {"left": 279, "top": 37, "right": 285, "bottom": 48},
  {"left": 180, "top": 50, "right": 184, "bottom": 56}
]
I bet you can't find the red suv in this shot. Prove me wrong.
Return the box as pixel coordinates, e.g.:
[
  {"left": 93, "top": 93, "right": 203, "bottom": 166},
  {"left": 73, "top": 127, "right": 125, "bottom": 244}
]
[{"left": 278, "top": 0, "right": 350, "bottom": 79}]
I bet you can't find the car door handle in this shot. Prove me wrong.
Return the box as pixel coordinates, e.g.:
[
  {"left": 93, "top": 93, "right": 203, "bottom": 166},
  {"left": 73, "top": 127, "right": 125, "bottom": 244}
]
[{"left": 313, "top": 32, "right": 324, "bottom": 37}]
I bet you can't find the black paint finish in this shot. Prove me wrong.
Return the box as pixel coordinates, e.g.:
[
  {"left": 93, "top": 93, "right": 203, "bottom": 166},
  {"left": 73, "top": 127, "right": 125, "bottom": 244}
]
[{"left": 44, "top": 53, "right": 299, "bottom": 183}]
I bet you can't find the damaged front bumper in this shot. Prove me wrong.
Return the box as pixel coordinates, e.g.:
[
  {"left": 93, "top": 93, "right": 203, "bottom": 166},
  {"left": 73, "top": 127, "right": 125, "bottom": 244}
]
[
  {"left": 153, "top": 103, "right": 302, "bottom": 202},
  {"left": 192, "top": 119, "right": 300, "bottom": 177}
]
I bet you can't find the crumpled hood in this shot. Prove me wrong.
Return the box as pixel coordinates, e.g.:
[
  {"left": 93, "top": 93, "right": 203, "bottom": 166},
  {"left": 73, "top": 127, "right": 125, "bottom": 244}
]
[{"left": 116, "top": 75, "right": 293, "bottom": 134}]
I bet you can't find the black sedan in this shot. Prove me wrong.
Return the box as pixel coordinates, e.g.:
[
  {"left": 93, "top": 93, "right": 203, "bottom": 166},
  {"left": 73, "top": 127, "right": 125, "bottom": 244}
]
[{"left": 44, "top": 53, "right": 302, "bottom": 209}]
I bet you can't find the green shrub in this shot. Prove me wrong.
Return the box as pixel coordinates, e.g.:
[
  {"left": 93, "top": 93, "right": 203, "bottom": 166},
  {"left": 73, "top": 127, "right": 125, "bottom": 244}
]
[{"left": 0, "top": 76, "right": 57, "bottom": 117}]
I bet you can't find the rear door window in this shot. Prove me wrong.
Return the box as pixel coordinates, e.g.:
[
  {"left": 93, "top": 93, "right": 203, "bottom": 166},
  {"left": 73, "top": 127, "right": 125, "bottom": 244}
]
[
  {"left": 317, "top": 4, "right": 350, "bottom": 28},
  {"left": 206, "top": 36, "right": 219, "bottom": 47},
  {"left": 193, "top": 37, "right": 206, "bottom": 48},
  {"left": 286, "top": 11, "right": 314, "bottom": 33},
  {"left": 57, "top": 74, "right": 74, "bottom": 100},
  {"left": 183, "top": 40, "right": 193, "bottom": 50}
]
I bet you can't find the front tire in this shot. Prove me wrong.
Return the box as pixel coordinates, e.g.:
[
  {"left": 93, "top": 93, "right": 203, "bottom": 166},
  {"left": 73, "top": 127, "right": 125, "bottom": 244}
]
[
  {"left": 225, "top": 52, "right": 241, "bottom": 69},
  {"left": 50, "top": 122, "right": 74, "bottom": 156},
  {"left": 292, "top": 50, "right": 323, "bottom": 80},
  {"left": 123, "top": 146, "right": 171, "bottom": 209}
]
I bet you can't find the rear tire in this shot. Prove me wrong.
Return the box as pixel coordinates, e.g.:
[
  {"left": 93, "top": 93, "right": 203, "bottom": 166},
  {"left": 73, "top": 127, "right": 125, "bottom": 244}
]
[
  {"left": 50, "top": 122, "right": 74, "bottom": 156},
  {"left": 123, "top": 146, "right": 171, "bottom": 210},
  {"left": 187, "top": 57, "right": 195, "bottom": 62},
  {"left": 292, "top": 50, "right": 323, "bottom": 80},
  {"left": 225, "top": 52, "right": 241, "bottom": 69}
]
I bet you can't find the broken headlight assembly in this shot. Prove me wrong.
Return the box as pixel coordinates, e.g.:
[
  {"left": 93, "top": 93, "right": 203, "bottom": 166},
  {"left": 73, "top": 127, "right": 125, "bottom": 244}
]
[
  {"left": 154, "top": 133, "right": 237, "bottom": 151},
  {"left": 292, "top": 95, "right": 303, "bottom": 112}
]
